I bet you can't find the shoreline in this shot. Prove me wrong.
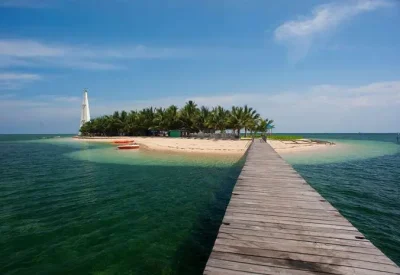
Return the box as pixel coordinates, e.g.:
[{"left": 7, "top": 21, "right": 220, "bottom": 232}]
[
  {"left": 73, "top": 136, "right": 335, "bottom": 155},
  {"left": 73, "top": 136, "right": 252, "bottom": 156},
  {"left": 267, "top": 138, "right": 336, "bottom": 154}
]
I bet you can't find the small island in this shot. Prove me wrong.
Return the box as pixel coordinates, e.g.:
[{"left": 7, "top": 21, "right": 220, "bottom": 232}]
[{"left": 77, "top": 101, "right": 334, "bottom": 155}]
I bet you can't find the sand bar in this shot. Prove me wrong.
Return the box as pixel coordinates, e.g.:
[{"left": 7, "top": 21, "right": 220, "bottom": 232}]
[
  {"left": 74, "top": 136, "right": 252, "bottom": 155},
  {"left": 74, "top": 136, "right": 334, "bottom": 155},
  {"left": 267, "top": 138, "right": 335, "bottom": 153}
]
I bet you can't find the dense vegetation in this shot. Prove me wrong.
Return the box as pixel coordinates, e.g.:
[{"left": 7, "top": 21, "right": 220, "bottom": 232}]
[{"left": 79, "top": 101, "right": 274, "bottom": 137}]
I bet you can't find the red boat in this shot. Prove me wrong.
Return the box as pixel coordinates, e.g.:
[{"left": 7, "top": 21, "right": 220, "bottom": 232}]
[
  {"left": 117, "top": 144, "right": 140, "bottom": 150},
  {"left": 113, "top": 140, "right": 133, "bottom": 144}
]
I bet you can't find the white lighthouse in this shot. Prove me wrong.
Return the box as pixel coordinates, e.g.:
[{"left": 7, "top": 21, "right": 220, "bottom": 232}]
[{"left": 79, "top": 89, "right": 91, "bottom": 131}]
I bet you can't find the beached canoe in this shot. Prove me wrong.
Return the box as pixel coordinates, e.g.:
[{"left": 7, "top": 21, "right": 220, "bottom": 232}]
[
  {"left": 117, "top": 144, "right": 140, "bottom": 150},
  {"left": 113, "top": 140, "right": 133, "bottom": 144}
]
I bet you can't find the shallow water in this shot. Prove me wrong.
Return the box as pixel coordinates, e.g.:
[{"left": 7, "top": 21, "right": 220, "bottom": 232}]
[
  {"left": 281, "top": 138, "right": 399, "bottom": 165},
  {"left": 281, "top": 134, "right": 400, "bottom": 265},
  {"left": 0, "top": 135, "right": 244, "bottom": 274},
  {"left": 1, "top": 134, "right": 400, "bottom": 274}
]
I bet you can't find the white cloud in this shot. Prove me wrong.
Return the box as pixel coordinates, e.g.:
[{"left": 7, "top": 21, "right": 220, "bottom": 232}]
[
  {"left": 0, "top": 39, "right": 191, "bottom": 71},
  {"left": 0, "top": 73, "right": 40, "bottom": 80},
  {"left": 0, "top": 93, "right": 15, "bottom": 98},
  {"left": 35, "top": 94, "right": 81, "bottom": 102},
  {"left": 0, "top": 40, "right": 64, "bottom": 57},
  {"left": 56, "top": 59, "right": 122, "bottom": 71},
  {"left": 52, "top": 96, "right": 81, "bottom": 102},
  {"left": 274, "top": 0, "right": 392, "bottom": 63},
  {"left": 2, "top": 80, "right": 398, "bottom": 133},
  {"left": 0, "top": 0, "right": 53, "bottom": 8},
  {"left": 0, "top": 72, "right": 41, "bottom": 89}
]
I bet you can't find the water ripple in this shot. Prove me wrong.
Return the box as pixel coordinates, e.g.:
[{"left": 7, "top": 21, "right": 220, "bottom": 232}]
[{"left": 0, "top": 136, "right": 243, "bottom": 274}]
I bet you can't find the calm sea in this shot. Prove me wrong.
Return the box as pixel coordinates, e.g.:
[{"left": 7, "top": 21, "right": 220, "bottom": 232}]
[{"left": 0, "top": 134, "right": 399, "bottom": 274}]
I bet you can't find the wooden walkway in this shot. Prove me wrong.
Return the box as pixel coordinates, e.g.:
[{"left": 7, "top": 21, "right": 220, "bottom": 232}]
[{"left": 204, "top": 142, "right": 400, "bottom": 275}]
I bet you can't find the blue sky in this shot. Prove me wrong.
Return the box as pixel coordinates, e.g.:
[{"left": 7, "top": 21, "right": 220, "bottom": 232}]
[{"left": 0, "top": 0, "right": 399, "bottom": 133}]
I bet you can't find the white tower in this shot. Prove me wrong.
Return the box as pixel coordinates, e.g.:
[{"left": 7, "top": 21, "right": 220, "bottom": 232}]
[{"left": 80, "top": 89, "right": 91, "bottom": 130}]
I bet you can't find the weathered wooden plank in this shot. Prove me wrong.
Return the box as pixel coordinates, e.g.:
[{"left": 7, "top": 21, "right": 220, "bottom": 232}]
[
  {"left": 227, "top": 200, "right": 336, "bottom": 211},
  {"left": 207, "top": 258, "right": 329, "bottom": 275},
  {"left": 232, "top": 188, "right": 317, "bottom": 194},
  {"left": 225, "top": 210, "right": 345, "bottom": 224},
  {"left": 227, "top": 205, "right": 341, "bottom": 218},
  {"left": 219, "top": 226, "right": 373, "bottom": 247},
  {"left": 210, "top": 252, "right": 395, "bottom": 275},
  {"left": 232, "top": 189, "right": 320, "bottom": 196},
  {"left": 232, "top": 190, "right": 315, "bottom": 195},
  {"left": 204, "top": 266, "right": 255, "bottom": 275},
  {"left": 223, "top": 218, "right": 360, "bottom": 233},
  {"left": 230, "top": 194, "right": 329, "bottom": 204},
  {"left": 226, "top": 204, "right": 341, "bottom": 215},
  {"left": 234, "top": 184, "right": 317, "bottom": 191},
  {"left": 214, "top": 239, "right": 392, "bottom": 264},
  {"left": 212, "top": 244, "right": 400, "bottom": 274},
  {"left": 225, "top": 212, "right": 352, "bottom": 226},
  {"left": 223, "top": 219, "right": 365, "bottom": 235},
  {"left": 225, "top": 206, "right": 344, "bottom": 220},
  {"left": 203, "top": 142, "right": 400, "bottom": 275},
  {"left": 217, "top": 233, "right": 384, "bottom": 256},
  {"left": 229, "top": 198, "right": 335, "bottom": 208}
]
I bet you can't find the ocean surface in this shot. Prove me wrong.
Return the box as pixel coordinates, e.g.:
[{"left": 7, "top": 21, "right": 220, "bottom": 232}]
[
  {"left": 284, "top": 133, "right": 400, "bottom": 266},
  {"left": 0, "top": 134, "right": 399, "bottom": 274}
]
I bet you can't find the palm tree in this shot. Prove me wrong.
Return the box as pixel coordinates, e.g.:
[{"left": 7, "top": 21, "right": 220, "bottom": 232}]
[
  {"left": 196, "top": 106, "right": 211, "bottom": 133},
  {"left": 109, "top": 111, "right": 124, "bottom": 135},
  {"left": 138, "top": 107, "right": 155, "bottom": 134},
  {"left": 180, "top": 100, "right": 199, "bottom": 133},
  {"left": 125, "top": 111, "right": 138, "bottom": 135},
  {"left": 256, "top": 119, "right": 267, "bottom": 134},
  {"left": 229, "top": 106, "right": 246, "bottom": 137},
  {"left": 266, "top": 119, "right": 275, "bottom": 135},
  {"left": 120, "top": 110, "right": 128, "bottom": 123},
  {"left": 269, "top": 125, "right": 275, "bottom": 135},
  {"left": 79, "top": 101, "right": 274, "bottom": 138},
  {"left": 209, "top": 106, "right": 230, "bottom": 133},
  {"left": 165, "top": 105, "right": 182, "bottom": 130},
  {"left": 153, "top": 108, "right": 168, "bottom": 131},
  {"left": 243, "top": 105, "right": 260, "bottom": 137}
]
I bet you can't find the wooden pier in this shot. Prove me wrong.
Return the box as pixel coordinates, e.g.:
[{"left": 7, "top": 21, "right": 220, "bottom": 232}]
[{"left": 204, "top": 142, "right": 400, "bottom": 275}]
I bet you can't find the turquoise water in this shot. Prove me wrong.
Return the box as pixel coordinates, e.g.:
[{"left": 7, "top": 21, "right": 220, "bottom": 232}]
[
  {"left": 1, "top": 134, "right": 400, "bottom": 274},
  {"left": 281, "top": 136, "right": 400, "bottom": 165},
  {"left": 281, "top": 133, "right": 400, "bottom": 265},
  {"left": 0, "top": 135, "right": 244, "bottom": 274}
]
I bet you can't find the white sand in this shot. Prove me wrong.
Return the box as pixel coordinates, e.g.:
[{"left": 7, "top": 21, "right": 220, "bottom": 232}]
[
  {"left": 74, "top": 136, "right": 251, "bottom": 155},
  {"left": 267, "top": 139, "right": 335, "bottom": 153},
  {"left": 73, "top": 136, "right": 333, "bottom": 155}
]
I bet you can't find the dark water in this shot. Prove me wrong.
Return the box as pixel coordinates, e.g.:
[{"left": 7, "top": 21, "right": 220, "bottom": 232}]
[
  {"left": 287, "top": 133, "right": 400, "bottom": 265},
  {"left": 0, "top": 135, "right": 244, "bottom": 274},
  {"left": 1, "top": 134, "right": 400, "bottom": 274}
]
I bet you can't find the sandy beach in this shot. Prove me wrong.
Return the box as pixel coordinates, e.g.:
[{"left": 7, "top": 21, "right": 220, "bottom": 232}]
[
  {"left": 74, "top": 136, "right": 252, "bottom": 155},
  {"left": 74, "top": 136, "right": 334, "bottom": 155},
  {"left": 267, "top": 138, "right": 335, "bottom": 153}
]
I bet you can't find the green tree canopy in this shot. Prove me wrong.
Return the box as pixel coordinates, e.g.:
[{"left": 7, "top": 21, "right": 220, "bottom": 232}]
[{"left": 79, "top": 101, "right": 274, "bottom": 137}]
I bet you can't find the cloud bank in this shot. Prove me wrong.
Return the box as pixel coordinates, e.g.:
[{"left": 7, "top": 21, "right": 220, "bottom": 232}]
[
  {"left": 0, "top": 0, "right": 59, "bottom": 8},
  {"left": 1, "top": 80, "right": 399, "bottom": 133},
  {"left": 0, "top": 39, "right": 189, "bottom": 71},
  {"left": 274, "top": 0, "right": 392, "bottom": 63},
  {"left": 0, "top": 39, "right": 193, "bottom": 89},
  {"left": 0, "top": 72, "right": 41, "bottom": 89}
]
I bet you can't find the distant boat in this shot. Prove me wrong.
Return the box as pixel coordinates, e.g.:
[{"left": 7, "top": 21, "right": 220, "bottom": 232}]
[
  {"left": 117, "top": 144, "right": 140, "bottom": 150},
  {"left": 113, "top": 140, "right": 133, "bottom": 144}
]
